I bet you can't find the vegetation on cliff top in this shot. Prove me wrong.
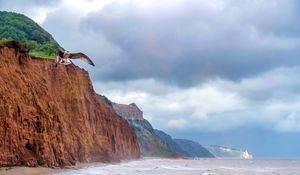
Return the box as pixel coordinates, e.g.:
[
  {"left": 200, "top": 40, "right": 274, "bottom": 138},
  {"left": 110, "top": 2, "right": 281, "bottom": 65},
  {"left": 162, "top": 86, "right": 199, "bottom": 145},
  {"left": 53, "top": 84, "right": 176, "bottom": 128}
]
[{"left": 0, "top": 11, "right": 60, "bottom": 59}]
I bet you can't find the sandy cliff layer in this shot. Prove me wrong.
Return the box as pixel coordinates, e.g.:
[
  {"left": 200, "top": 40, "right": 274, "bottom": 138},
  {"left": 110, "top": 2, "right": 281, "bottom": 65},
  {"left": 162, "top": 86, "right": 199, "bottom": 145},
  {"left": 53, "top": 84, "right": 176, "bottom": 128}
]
[{"left": 0, "top": 44, "right": 140, "bottom": 167}]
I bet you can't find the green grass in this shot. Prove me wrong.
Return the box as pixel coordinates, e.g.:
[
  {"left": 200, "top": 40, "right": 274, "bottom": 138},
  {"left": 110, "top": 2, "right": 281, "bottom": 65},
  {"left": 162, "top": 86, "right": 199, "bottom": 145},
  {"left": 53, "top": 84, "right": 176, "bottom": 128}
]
[
  {"left": 1, "top": 39, "right": 57, "bottom": 59},
  {"left": 0, "top": 38, "right": 12, "bottom": 44},
  {"left": 29, "top": 50, "right": 55, "bottom": 59}
]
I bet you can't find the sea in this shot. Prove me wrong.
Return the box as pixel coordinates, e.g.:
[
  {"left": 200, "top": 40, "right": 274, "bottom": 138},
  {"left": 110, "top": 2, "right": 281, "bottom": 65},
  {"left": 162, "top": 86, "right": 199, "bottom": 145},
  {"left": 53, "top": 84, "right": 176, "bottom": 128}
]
[{"left": 54, "top": 158, "right": 300, "bottom": 175}]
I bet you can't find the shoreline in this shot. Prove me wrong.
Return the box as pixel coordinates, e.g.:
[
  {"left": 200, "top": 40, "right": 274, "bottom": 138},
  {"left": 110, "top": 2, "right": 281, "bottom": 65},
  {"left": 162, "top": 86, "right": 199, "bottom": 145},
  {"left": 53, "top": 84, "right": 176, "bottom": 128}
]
[
  {"left": 0, "top": 162, "right": 104, "bottom": 175},
  {"left": 1, "top": 158, "right": 299, "bottom": 175},
  {"left": 0, "top": 166, "right": 62, "bottom": 175}
]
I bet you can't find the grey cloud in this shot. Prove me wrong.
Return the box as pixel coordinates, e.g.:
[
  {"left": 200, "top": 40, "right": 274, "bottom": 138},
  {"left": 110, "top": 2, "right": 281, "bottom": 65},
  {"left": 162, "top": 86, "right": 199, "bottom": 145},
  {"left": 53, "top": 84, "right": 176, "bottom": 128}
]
[
  {"left": 212, "top": 67, "right": 300, "bottom": 101},
  {"left": 80, "top": 0, "right": 300, "bottom": 87}
]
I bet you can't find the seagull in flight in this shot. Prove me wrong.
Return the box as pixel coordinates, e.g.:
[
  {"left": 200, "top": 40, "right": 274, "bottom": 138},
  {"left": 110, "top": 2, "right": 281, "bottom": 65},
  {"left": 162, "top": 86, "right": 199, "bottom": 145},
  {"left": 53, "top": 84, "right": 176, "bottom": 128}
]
[{"left": 55, "top": 48, "right": 95, "bottom": 66}]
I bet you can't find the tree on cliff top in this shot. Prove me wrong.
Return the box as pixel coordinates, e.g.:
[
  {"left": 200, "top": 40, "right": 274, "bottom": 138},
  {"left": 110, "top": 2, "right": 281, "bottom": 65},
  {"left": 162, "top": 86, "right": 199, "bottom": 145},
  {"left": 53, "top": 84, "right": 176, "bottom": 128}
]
[{"left": 0, "top": 11, "right": 60, "bottom": 58}]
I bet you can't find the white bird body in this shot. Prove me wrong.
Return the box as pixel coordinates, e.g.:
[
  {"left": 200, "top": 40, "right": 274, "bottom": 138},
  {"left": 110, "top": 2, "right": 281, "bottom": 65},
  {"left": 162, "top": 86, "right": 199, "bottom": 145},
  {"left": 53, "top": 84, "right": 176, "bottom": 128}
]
[{"left": 56, "top": 56, "right": 72, "bottom": 65}]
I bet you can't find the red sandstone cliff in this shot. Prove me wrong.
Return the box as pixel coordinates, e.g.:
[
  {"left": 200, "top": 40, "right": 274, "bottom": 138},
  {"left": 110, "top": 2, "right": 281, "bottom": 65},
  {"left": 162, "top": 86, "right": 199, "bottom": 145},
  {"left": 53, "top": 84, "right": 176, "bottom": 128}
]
[
  {"left": 113, "top": 103, "right": 143, "bottom": 120},
  {"left": 0, "top": 43, "right": 140, "bottom": 167}
]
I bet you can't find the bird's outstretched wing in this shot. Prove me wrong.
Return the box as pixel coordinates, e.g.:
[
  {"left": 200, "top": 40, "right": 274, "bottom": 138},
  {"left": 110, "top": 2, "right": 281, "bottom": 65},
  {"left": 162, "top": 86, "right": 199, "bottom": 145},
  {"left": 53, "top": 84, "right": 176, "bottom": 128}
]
[{"left": 69, "top": 52, "right": 95, "bottom": 66}]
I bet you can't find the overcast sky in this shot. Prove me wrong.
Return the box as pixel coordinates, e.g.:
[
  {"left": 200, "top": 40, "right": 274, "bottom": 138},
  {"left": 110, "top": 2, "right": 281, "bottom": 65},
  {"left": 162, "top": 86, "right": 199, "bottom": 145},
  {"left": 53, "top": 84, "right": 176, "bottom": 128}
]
[{"left": 1, "top": 0, "right": 300, "bottom": 157}]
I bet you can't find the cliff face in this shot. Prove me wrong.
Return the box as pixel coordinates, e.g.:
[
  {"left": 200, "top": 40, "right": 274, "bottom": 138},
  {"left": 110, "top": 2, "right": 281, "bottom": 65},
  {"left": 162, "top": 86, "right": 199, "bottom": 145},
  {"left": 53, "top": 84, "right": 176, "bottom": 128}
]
[
  {"left": 0, "top": 44, "right": 140, "bottom": 167},
  {"left": 127, "top": 119, "right": 178, "bottom": 157},
  {"left": 113, "top": 103, "right": 143, "bottom": 120},
  {"left": 112, "top": 103, "right": 178, "bottom": 157},
  {"left": 172, "top": 139, "right": 214, "bottom": 158}
]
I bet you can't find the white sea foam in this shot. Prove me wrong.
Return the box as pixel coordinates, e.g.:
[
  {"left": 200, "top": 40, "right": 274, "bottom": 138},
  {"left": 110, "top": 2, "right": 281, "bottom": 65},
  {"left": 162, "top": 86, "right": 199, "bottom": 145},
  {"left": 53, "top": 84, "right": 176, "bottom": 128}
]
[{"left": 53, "top": 158, "right": 300, "bottom": 175}]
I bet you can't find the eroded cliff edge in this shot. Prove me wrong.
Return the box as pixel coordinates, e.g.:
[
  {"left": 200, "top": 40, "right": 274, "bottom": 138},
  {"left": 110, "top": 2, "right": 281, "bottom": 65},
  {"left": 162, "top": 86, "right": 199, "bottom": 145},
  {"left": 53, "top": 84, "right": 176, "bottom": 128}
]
[{"left": 0, "top": 44, "right": 140, "bottom": 167}]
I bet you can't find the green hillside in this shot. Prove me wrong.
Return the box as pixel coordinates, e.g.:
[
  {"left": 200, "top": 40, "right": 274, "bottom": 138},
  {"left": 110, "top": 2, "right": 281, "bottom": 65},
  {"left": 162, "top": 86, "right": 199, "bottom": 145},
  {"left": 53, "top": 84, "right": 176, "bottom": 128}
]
[{"left": 0, "top": 11, "right": 60, "bottom": 58}]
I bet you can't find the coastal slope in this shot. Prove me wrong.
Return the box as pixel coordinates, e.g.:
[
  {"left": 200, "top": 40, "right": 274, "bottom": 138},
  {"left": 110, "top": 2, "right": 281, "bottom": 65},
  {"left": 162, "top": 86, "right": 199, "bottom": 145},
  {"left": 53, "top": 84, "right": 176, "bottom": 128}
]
[
  {"left": 113, "top": 103, "right": 178, "bottom": 157},
  {"left": 112, "top": 102, "right": 214, "bottom": 158},
  {"left": 153, "top": 130, "right": 214, "bottom": 158},
  {"left": 0, "top": 43, "right": 140, "bottom": 167}
]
